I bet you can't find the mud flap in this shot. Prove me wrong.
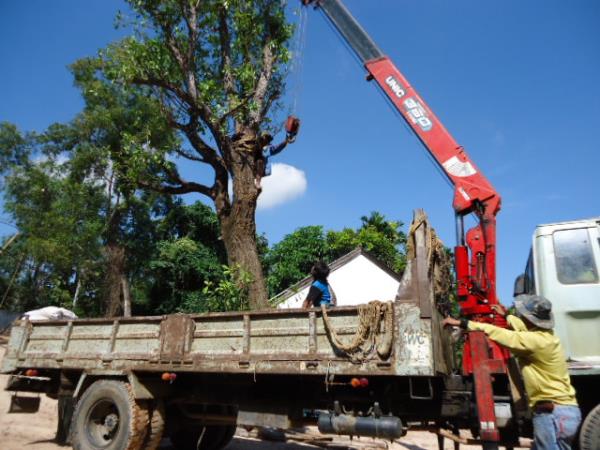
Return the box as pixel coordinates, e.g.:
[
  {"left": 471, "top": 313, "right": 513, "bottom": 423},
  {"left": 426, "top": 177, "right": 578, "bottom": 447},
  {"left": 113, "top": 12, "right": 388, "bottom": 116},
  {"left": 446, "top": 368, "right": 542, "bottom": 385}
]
[{"left": 8, "top": 394, "right": 41, "bottom": 413}]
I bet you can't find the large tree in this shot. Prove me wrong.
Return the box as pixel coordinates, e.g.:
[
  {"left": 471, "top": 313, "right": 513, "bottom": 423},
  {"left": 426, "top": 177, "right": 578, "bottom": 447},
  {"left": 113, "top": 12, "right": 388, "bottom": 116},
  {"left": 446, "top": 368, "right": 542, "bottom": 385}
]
[{"left": 101, "top": 0, "right": 294, "bottom": 308}]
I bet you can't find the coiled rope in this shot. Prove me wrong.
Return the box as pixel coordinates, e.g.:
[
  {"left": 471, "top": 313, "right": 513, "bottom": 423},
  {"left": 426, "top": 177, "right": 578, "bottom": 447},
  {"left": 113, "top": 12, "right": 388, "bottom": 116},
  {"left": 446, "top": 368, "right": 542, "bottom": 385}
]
[{"left": 321, "top": 300, "right": 394, "bottom": 362}]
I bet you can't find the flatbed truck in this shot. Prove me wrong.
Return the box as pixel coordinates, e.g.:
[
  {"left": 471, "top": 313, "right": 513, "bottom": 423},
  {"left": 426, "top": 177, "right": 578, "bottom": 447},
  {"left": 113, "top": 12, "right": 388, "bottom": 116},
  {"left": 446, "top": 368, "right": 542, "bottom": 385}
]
[{"left": 1, "top": 212, "right": 480, "bottom": 450}]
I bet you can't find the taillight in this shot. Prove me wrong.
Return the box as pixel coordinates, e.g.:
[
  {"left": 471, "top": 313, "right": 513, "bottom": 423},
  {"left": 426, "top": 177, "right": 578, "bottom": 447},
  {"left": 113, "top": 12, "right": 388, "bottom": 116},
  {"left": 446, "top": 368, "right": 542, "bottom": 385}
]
[
  {"left": 350, "top": 377, "right": 369, "bottom": 388},
  {"left": 161, "top": 372, "right": 177, "bottom": 382}
]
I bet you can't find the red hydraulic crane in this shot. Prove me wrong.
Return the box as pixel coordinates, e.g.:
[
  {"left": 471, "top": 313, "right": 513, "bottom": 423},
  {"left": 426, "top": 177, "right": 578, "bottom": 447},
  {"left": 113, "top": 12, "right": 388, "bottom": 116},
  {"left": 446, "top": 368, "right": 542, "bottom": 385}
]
[{"left": 302, "top": 1, "right": 510, "bottom": 446}]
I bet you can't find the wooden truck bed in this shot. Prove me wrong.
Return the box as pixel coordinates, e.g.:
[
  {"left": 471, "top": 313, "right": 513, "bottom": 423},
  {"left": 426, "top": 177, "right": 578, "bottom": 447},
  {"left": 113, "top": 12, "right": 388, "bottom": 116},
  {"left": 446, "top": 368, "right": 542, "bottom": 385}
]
[{"left": 1, "top": 302, "right": 447, "bottom": 378}]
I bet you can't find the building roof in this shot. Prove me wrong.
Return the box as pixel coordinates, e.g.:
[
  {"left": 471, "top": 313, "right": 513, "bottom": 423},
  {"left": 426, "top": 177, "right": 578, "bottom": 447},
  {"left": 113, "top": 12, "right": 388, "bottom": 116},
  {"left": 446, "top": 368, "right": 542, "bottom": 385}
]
[{"left": 269, "top": 247, "right": 403, "bottom": 306}]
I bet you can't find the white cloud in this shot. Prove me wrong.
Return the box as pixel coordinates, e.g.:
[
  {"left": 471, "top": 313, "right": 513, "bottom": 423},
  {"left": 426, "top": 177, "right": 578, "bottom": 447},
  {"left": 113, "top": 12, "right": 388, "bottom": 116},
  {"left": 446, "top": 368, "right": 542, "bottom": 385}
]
[{"left": 258, "top": 163, "right": 307, "bottom": 210}]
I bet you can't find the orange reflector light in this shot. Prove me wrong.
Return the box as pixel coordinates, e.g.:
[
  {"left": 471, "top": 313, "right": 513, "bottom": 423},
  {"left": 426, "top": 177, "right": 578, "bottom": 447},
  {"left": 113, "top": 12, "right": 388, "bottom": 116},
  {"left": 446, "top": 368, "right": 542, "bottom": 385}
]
[
  {"left": 161, "top": 372, "right": 177, "bottom": 382},
  {"left": 25, "top": 369, "right": 39, "bottom": 377},
  {"left": 350, "top": 378, "right": 361, "bottom": 388}
]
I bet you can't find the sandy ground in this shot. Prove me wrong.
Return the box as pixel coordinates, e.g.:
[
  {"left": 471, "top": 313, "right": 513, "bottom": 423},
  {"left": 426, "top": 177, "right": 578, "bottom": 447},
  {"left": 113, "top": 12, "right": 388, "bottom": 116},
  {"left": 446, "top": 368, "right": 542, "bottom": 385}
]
[{"left": 0, "top": 342, "right": 488, "bottom": 450}]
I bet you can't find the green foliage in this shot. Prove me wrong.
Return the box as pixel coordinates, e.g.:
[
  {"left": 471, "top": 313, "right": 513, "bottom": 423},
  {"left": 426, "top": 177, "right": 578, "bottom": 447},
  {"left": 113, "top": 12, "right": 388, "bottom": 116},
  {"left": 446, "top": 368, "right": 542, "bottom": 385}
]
[
  {"left": 157, "top": 201, "right": 226, "bottom": 262},
  {"left": 105, "top": 0, "right": 293, "bottom": 131},
  {"left": 97, "top": 0, "right": 296, "bottom": 193},
  {"left": 0, "top": 122, "right": 31, "bottom": 182},
  {"left": 0, "top": 124, "right": 107, "bottom": 313},
  {"left": 199, "top": 265, "right": 253, "bottom": 313},
  {"left": 144, "top": 237, "right": 223, "bottom": 314},
  {"left": 264, "top": 226, "right": 327, "bottom": 296},
  {"left": 326, "top": 212, "right": 406, "bottom": 273}
]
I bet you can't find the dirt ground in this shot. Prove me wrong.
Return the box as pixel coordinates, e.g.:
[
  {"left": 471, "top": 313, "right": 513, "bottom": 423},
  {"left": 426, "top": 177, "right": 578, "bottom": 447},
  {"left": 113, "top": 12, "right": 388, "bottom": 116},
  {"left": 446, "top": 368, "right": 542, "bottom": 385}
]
[{"left": 0, "top": 342, "right": 498, "bottom": 450}]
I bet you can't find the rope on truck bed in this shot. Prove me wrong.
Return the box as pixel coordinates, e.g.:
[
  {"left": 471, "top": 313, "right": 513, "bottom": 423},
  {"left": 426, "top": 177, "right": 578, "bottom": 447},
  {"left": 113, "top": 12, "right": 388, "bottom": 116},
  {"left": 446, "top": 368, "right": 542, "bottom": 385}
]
[{"left": 321, "top": 300, "right": 393, "bottom": 362}]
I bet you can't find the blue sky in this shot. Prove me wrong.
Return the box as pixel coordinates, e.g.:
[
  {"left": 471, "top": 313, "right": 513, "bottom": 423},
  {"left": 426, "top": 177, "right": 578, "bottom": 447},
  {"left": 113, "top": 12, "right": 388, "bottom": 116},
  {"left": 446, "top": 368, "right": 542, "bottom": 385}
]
[{"left": 1, "top": 1, "right": 599, "bottom": 303}]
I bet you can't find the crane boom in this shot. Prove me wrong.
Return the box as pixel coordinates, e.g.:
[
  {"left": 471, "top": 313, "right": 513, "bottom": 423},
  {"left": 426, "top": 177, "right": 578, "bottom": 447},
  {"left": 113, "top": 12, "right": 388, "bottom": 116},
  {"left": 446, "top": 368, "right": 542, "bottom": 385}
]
[
  {"left": 303, "top": 1, "right": 510, "bottom": 444},
  {"left": 302, "top": 0, "right": 502, "bottom": 319}
]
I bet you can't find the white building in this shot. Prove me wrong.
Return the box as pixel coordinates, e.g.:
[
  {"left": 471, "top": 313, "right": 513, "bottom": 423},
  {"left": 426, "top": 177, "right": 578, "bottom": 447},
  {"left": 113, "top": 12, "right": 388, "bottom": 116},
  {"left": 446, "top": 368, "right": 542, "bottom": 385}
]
[{"left": 272, "top": 248, "right": 402, "bottom": 309}]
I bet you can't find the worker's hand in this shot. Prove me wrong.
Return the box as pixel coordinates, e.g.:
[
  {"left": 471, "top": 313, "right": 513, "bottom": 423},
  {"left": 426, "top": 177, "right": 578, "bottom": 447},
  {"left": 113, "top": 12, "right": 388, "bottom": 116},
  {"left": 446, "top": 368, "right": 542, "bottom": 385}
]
[
  {"left": 491, "top": 304, "right": 507, "bottom": 317},
  {"left": 442, "top": 317, "right": 461, "bottom": 328}
]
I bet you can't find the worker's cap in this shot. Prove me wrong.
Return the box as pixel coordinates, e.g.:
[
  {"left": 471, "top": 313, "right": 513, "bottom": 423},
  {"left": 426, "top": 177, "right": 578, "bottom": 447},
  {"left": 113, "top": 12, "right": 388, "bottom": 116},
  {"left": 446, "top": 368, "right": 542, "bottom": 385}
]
[{"left": 514, "top": 294, "right": 554, "bottom": 330}]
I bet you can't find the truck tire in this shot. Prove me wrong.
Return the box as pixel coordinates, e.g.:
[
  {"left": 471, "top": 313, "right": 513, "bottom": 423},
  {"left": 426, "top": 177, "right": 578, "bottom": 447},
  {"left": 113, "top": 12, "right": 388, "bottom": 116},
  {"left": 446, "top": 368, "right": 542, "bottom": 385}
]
[
  {"left": 143, "top": 400, "right": 166, "bottom": 450},
  {"left": 170, "top": 425, "right": 236, "bottom": 450},
  {"left": 217, "top": 424, "right": 237, "bottom": 449},
  {"left": 55, "top": 395, "right": 75, "bottom": 445},
  {"left": 580, "top": 404, "right": 600, "bottom": 450},
  {"left": 70, "top": 380, "right": 149, "bottom": 450}
]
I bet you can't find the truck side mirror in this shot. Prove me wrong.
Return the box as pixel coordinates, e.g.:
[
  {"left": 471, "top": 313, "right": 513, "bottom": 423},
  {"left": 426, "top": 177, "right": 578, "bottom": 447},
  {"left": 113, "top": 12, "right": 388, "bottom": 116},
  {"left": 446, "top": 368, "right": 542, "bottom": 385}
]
[{"left": 513, "top": 274, "right": 526, "bottom": 297}]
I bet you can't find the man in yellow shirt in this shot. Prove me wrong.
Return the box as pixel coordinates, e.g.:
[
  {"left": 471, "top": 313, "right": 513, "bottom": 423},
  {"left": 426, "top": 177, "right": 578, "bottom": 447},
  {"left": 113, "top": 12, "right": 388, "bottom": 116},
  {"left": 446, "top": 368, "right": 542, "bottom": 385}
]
[{"left": 443, "top": 295, "right": 581, "bottom": 450}]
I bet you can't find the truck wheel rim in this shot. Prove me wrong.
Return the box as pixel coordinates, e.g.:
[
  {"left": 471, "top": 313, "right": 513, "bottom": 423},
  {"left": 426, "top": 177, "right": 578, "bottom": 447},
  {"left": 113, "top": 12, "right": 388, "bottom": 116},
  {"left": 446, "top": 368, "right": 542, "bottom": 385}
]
[{"left": 85, "top": 398, "right": 121, "bottom": 447}]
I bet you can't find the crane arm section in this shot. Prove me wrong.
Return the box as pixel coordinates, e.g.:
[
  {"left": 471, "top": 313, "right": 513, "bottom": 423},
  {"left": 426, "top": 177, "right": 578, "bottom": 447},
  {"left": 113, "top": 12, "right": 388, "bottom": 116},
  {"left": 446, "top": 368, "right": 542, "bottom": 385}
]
[{"left": 303, "top": 0, "right": 503, "bottom": 318}]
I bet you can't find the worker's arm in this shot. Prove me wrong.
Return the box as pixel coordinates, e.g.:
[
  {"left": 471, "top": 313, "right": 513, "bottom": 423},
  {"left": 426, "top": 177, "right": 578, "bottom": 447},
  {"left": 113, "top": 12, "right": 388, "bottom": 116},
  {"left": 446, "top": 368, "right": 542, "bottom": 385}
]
[
  {"left": 442, "top": 317, "right": 541, "bottom": 354},
  {"left": 467, "top": 321, "right": 538, "bottom": 354},
  {"left": 267, "top": 140, "right": 288, "bottom": 157}
]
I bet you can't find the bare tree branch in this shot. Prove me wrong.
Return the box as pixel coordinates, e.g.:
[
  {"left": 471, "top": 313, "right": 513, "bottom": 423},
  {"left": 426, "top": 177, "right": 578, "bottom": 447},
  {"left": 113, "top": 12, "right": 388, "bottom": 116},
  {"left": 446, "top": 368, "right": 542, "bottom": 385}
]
[
  {"left": 250, "top": 41, "right": 275, "bottom": 125},
  {"left": 173, "top": 147, "right": 204, "bottom": 162},
  {"left": 0, "top": 233, "right": 20, "bottom": 256},
  {"left": 218, "top": 5, "right": 236, "bottom": 100},
  {"left": 177, "top": 0, "right": 198, "bottom": 68},
  {"left": 137, "top": 176, "right": 212, "bottom": 198},
  {"left": 259, "top": 87, "right": 281, "bottom": 124}
]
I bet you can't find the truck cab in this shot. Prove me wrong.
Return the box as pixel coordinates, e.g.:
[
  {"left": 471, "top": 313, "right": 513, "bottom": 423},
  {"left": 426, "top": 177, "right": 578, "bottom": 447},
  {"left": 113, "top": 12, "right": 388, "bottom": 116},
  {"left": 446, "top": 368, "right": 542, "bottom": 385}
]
[
  {"left": 515, "top": 217, "right": 600, "bottom": 448},
  {"left": 515, "top": 217, "right": 600, "bottom": 368}
]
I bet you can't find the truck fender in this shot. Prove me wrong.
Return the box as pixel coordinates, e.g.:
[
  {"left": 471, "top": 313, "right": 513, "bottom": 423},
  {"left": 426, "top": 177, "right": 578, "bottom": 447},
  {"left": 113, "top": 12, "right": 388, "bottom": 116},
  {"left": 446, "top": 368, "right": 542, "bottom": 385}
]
[
  {"left": 126, "top": 372, "right": 155, "bottom": 400},
  {"left": 73, "top": 370, "right": 126, "bottom": 399},
  {"left": 73, "top": 371, "right": 157, "bottom": 401}
]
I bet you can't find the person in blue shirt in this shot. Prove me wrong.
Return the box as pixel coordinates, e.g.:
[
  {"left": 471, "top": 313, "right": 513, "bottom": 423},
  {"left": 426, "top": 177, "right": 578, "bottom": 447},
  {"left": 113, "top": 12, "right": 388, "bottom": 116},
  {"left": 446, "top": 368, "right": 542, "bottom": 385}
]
[
  {"left": 255, "top": 132, "right": 295, "bottom": 189},
  {"left": 302, "top": 261, "right": 337, "bottom": 308}
]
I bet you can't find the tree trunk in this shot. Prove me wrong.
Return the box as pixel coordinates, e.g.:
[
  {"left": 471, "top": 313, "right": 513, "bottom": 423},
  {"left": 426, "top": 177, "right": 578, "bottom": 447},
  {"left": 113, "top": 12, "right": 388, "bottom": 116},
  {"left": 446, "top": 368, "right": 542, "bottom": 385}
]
[
  {"left": 216, "top": 132, "right": 269, "bottom": 309},
  {"left": 121, "top": 275, "right": 131, "bottom": 317},
  {"left": 0, "top": 253, "right": 25, "bottom": 309},
  {"left": 105, "top": 243, "right": 126, "bottom": 317},
  {"left": 220, "top": 211, "right": 268, "bottom": 309},
  {"left": 72, "top": 272, "right": 81, "bottom": 307},
  {"left": 104, "top": 189, "right": 129, "bottom": 317}
]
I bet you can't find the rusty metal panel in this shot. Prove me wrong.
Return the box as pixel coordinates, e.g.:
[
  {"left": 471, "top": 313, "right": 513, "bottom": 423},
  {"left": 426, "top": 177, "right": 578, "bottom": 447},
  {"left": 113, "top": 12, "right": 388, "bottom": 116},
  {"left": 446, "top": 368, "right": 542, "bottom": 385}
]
[
  {"left": 66, "top": 324, "right": 112, "bottom": 356},
  {"left": 190, "top": 316, "right": 245, "bottom": 356},
  {"left": 249, "top": 315, "right": 309, "bottom": 355},
  {"left": 160, "top": 315, "right": 194, "bottom": 360},
  {"left": 2, "top": 303, "right": 444, "bottom": 378},
  {"left": 0, "top": 324, "right": 25, "bottom": 372},
  {"left": 115, "top": 322, "right": 161, "bottom": 356},
  {"left": 395, "top": 304, "right": 434, "bottom": 375}
]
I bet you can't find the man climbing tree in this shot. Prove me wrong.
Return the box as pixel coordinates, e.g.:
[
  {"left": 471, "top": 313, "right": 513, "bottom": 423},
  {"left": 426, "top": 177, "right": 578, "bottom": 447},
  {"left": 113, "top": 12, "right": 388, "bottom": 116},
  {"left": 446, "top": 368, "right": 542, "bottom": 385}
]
[
  {"left": 255, "top": 131, "right": 295, "bottom": 190},
  {"left": 101, "top": 0, "right": 295, "bottom": 308}
]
